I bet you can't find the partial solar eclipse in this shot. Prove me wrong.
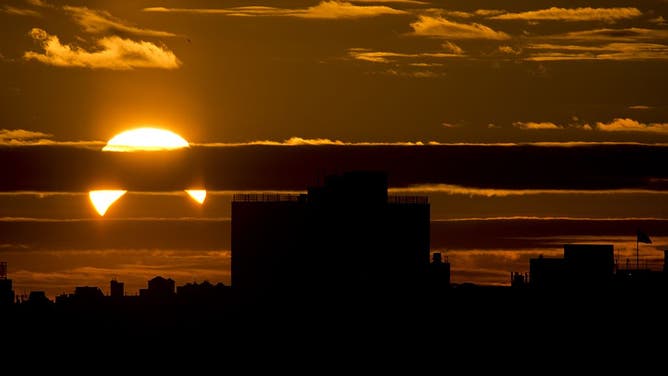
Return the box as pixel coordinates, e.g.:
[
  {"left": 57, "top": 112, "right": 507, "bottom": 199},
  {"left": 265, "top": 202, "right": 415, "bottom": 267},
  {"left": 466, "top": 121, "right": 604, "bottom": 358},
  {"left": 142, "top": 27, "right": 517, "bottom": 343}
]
[
  {"left": 89, "top": 127, "right": 206, "bottom": 216},
  {"left": 102, "top": 128, "right": 190, "bottom": 152}
]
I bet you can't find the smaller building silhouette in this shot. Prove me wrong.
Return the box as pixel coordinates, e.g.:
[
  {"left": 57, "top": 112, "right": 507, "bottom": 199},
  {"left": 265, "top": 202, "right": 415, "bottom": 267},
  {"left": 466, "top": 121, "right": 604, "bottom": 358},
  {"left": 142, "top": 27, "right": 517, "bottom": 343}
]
[
  {"left": 110, "top": 279, "right": 124, "bottom": 298},
  {"left": 140, "top": 276, "right": 175, "bottom": 299},
  {"left": 74, "top": 286, "right": 105, "bottom": 303},
  {"left": 177, "top": 281, "right": 231, "bottom": 302},
  {"left": 510, "top": 272, "right": 528, "bottom": 288},
  {"left": 427, "top": 252, "right": 450, "bottom": 289},
  {"left": 530, "top": 244, "right": 614, "bottom": 289},
  {"left": 0, "top": 261, "right": 14, "bottom": 305},
  {"left": 27, "top": 291, "right": 51, "bottom": 305}
]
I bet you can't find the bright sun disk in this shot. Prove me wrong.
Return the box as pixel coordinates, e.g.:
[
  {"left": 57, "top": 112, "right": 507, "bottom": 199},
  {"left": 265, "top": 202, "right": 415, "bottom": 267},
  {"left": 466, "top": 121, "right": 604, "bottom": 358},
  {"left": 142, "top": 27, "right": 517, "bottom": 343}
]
[
  {"left": 90, "top": 127, "right": 206, "bottom": 216},
  {"left": 102, "top": 127, "right": 189, "bottom": 152}
]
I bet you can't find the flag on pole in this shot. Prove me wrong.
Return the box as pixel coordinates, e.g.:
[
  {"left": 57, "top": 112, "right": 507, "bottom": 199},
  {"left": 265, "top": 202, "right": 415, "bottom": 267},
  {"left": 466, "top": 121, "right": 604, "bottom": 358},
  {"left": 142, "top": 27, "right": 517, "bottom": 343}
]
[{"left": 637, "top": 229, "right": 652, "bottom": 244}]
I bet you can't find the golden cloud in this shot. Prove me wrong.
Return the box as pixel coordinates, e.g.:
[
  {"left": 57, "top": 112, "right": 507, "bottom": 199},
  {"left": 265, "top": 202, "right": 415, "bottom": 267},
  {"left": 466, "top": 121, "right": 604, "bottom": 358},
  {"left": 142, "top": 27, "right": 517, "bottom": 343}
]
[
  {"left": 2, "top": 5, "right": 41, "bottom": 17},
  {"left": 352, "top": 0, "right": 427, "bottom": 4},
  {"left": 410, "top": 15, "right": 510, "bottom": 39},
  {"left": 348, "top": 48, "right": 462, "bottom": 63},
  {"left": 144, "top": 1, "right": 406, "bottom": 19},
  {"left": 550, "top": 27, "right": 668, "bottom": 42},
  {"left": 596, "top": 118, "right": 668, "bottom": 134},
  {"left": 513, "top": 122, "right": 562, "bottom": 130},
  {"left": 390, "top": 185, "right": 668, "bottom": 197},
  {"left": 0, "top": 128, "right": 52, "bottom": 143},
  {"left": 441, "top": 41, "right": 464, "bottom": 55},
  {"left": 24, "top": 28, "right": 181, "bottom": 70},
  {"left": 498, "top": 45, "right": 521, "bottom": 55},
  {"left": 63, "top": 6, "right": 177, "bottom": 37},
  {"left": 525, "top": 42, "right": 668, "bottom": 61},
  {"left": 491, "top": 7, "right": 641, "bottom": 22}
]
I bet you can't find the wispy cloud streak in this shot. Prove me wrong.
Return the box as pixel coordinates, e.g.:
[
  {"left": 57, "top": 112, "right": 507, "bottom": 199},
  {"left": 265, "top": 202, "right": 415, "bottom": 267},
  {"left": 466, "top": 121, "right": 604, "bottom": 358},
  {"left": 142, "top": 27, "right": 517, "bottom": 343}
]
[{"left": 143, "top": 1, "right": 406, "bottom": 19}]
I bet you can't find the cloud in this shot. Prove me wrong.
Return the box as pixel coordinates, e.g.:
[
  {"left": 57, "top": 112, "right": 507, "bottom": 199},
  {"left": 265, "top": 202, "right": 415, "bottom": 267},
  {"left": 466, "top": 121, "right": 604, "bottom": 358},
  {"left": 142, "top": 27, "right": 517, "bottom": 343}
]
[
  {"left": 436, "top": 9, "right": 506, "bottom": 19},
  {"left": 596, "top": 118, "right": 668, "bottom": 134},
  {"left": 381, "top": 69, "right": 443, "bottom": 78},
  {"left": 474, "top": 9, "right": 506, "bottom": 17},
  {"left": 525, "top": 42, "right": 668, "bottom": 61},
  {"left": 410, "top": 15, "right": 510, "bottom": 40},
  {"left": 441, "top": 41, "right": 464, "bottom": 55},
  {"left": 24, "top": 28, "right": 181, "bottom": 70},
  {"left": 2, "top": 5, "right": 41, "bottom": 17},
  {"left": 269, "top": 1, "right": 408, "bottom": 19},
  {"left": 348, "top": 47, "right": 461, "bottom": 63},
  {"left": 513, "top": 122, "right": 562, "bottom": 130},
  {"left": 390, "top": 185, "right": 668, "bottom": 197},
  {"left": 0, "top": 129, "right": 103, "bottom": 146},
  {"left": 491, "top": 7, "right": 641, "bottom": 22},
  {"left": 550, "top": 28, "right": 668, "bottom": 42},
  {"left": 514, "top": 118, "right": 668, "bottom": 134},
  {"left": 352, "top": 0, "right": 427, "bottom": 4},
  {"left": 650, "top": 16, "right": 667, "bottom": 26},
  {"left": 63, "top": 6, "right": 177, "bottom": 37},
  {"left": 26, "top": 0, "right": 51, "bottom": 7},
  {"left": 629, "top": 105, "right": 653, "bottom": 110},
  {"left": 514, "top": 121, "right": 594, "bottom": 131},
  {"left": 498, "top": 45, "right": 521, "bottom": 55},
  {"left": 143, "top": 1, "right": 406, "bottom": 19},
  {"left": 200, "top": 137, "right": 433, "bottom": 146},
  {"left": 0, "top": 129, "right": 52, "bottom": 143}
]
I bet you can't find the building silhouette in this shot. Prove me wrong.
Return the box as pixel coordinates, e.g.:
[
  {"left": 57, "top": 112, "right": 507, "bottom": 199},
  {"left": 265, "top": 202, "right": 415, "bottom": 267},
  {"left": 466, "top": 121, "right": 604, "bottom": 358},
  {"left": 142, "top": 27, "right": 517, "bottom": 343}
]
[
  {"left": 0, "top": 261, "right": 14, "bottom": 305},
  {"left": 27, "top": 291, "right": 51, "bottom": 306},
  {"left": 74, "top": 286, "right": 105, "bottom": 302},
  {"left": 110, "top": 279, "right": 124, "bottom": 298},
  {"left": 177, "top": 281, "right": 231, "bottom": 302},
  {"left": 427, "top": 252, "right": 451, "bottom": 290},
  {"left": 139, "top": 276, "right": 175, "bottom": 299},
  {"left": 530, "top": 244, "right": 614, "bottom": 289},
  {"left": 232, "top": 171, "right": 430, "bottom": 298}
]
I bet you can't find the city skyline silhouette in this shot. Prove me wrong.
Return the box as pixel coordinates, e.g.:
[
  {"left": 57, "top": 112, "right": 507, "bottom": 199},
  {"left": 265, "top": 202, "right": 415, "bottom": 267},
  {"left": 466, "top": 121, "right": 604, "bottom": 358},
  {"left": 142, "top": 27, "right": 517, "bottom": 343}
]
[{"left": 2, "top": 1, "right": 668, "bottom": 348}]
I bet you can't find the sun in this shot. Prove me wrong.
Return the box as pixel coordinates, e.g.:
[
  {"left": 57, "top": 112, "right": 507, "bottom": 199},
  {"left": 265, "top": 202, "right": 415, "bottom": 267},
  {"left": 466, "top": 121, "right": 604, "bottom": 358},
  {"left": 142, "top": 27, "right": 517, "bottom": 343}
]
[
  {"left": 89, "top": 190, "right": 127, "bottom": 216},
  {"left": 185, "top": 189, "right": 207, "bottom": 204},
  {"left": 89, "top": 127, "right": 206, "bottom": 216},
  {"left": 102, "top": 127, "right": 190, "bottom": 152}
]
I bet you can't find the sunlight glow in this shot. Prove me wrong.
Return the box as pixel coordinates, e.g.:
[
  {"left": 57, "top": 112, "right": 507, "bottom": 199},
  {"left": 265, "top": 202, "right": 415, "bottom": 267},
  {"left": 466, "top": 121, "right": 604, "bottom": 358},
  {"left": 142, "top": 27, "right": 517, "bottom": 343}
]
[
  {"left": 89, "top": 190, "right": 127, "bottom": 216},
  {"left": 90, "top": 128, "right": 201, "bottom": 215},
  {"left": 185, "top": 189, "right": 207, "bottom": 204},
  {"left": 102, "top": 127, "right": 189, "bottom": 152}
]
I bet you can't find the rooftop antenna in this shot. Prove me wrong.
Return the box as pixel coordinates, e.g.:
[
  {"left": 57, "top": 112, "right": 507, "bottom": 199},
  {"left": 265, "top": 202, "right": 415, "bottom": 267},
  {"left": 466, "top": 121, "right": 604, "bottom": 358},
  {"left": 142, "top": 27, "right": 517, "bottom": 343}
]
[{"left": 0, "top": 261, "right": 7, "bottom": 279}]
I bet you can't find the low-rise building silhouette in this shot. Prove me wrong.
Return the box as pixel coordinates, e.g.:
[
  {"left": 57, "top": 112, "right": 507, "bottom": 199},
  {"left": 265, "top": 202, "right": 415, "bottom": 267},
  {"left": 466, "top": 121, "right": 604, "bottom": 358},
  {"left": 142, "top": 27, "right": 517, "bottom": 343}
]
[
  {"left": 0, "top": 261, "right": 14, "bottom": 305},
  {"left": 27, "top": 291, "right": 51, "bottom": 305},
  {"left": 110, "top": 279, "right": 124, "bottom": 298},
  {"left": 530, "top": 244, "right": 614, "bottom": 289},
  {"left": 74, "top": 286, "right": 105, "bottom": 302},
  {"left": 139, "top": 276, "right": 175, "bottom": 299},
  {"left": 177, "top": 281, "right": 231, "bottom": 301},
  {"left": 232, "top": 171, "right": 430, "bottom": 298},
  {"left": 427, "top": 252, "right": 450, "bottom": 290}
]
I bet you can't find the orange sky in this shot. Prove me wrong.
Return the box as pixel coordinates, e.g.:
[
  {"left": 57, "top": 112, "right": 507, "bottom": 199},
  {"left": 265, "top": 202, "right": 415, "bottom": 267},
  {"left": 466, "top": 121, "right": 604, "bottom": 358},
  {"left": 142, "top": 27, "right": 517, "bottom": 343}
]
[{"left": 1, "top": 0, "right": 668, "bottom": 143}]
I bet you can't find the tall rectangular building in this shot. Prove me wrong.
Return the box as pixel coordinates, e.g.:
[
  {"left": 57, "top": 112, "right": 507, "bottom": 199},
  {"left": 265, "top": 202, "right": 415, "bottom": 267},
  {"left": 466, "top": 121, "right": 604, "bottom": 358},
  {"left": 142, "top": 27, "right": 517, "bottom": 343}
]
[{"left": 232, "top": 171, "right": 430, "bottom": 298}]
